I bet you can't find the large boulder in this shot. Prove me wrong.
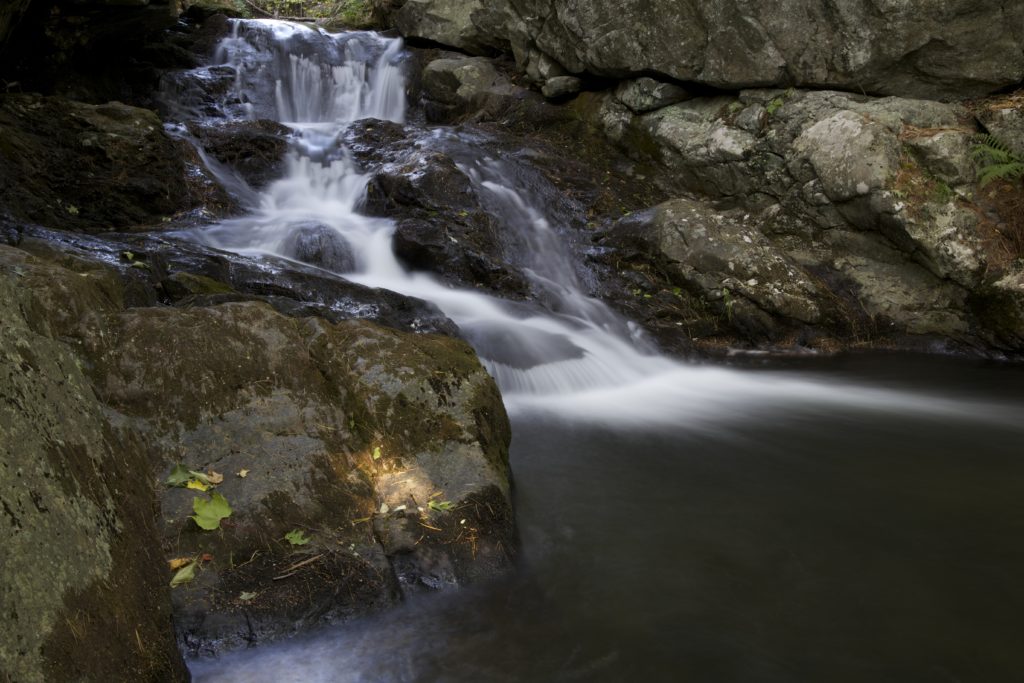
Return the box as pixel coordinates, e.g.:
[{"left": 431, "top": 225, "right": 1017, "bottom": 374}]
[
  {"left": 379, "top": 0, "right": 1024, "bottom": 100},
  {"left": 0, "top": 245, "right": 188, "bottom": 683},
  {"left": 80, "top": 302, "right": 512, "bottom": 654},
  {"left": 0, "top": 229, "right": 515, "bottom": 658},
  {"left": 0, "top": 94, "right": 205, "bottom": 232}
]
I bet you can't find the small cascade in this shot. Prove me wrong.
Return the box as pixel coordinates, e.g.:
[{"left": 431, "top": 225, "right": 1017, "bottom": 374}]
[{"left": 175, "top": 19, "right": 1016, "bottom": 427}]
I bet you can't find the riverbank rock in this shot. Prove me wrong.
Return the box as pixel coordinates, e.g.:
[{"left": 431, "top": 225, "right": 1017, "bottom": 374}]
[
  {"left": 0, "top": 245, "right": 188, "bottom": 683},
  {"left": 603, "top": 199, "right": 828, "bottom": 341},
  {"left": 577, "top": 86, "right": 1024, "bottom": 353},
  {"left": 420, "top": 55, "right": 519, "bottom": 122},
  {"left": 0, "top": 94, "right": 204, "bottom": 232},
  {"left": 0, "top": 224, "right": 516, "bottom": 658},
  {"left": 376, "top": 0, "right": 1024, "bottom": 100}
]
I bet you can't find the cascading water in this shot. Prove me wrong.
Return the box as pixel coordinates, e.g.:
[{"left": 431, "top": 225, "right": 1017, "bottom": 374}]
[
  {"left": 176, "top": 20, "right": 1024, "bottom": 683},
  {"left": 178, "top": 19, "right": 1018, "bottom": 428}
]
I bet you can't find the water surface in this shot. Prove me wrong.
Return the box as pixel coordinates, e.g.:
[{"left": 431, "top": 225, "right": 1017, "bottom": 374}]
[{"left": 193, "top": 354, "right": 1024, "bottom": 683}]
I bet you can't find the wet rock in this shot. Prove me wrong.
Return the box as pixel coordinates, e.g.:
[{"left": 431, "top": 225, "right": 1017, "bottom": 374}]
[
  {"left": 355, "top": 124, "right": 531, "bottom": 297},
  {"left": 81, "top": 303, "right": 511, "bottom": 655},
  {"left": 187, "top": 119, "right": 292, "bottom": 190},
  {"left": 11, "top": 223, "right": 459, "bottom": 336},
  {"left": 0, "top": 94, "right": 201, "bottom": 232},
  {"left": 278, "top": 222, "right": 357, "bottom": 272},
  {"left": 0, "top": 245, "right": 188, "bottom": 683}
]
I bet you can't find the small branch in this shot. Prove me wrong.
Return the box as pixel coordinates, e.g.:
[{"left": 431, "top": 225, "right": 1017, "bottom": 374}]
[{"left": 272, "top": 553, "right": 323, "bottom": 580}]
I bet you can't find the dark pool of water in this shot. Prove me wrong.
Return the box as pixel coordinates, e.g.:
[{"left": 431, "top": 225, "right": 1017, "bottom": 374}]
[{"left": 192, "top": 354, "right": 1024, "bottom": 683}]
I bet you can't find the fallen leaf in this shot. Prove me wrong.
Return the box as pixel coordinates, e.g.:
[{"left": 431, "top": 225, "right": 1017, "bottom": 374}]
[
  {"left": 379, "top": 503, "right": 390, "bottom": 514},
  {"left": 186, "top": 479, "right": 210, "bottom": 492},
  {"left": 284, "top": 529, "right": 311, "bottom": 546},
  {"left": 188, "top": 470, "right": 212, "bottom": 485},
  {"left": 168, "top": 557, "right": 192, "bottom": 571},
  {"left": 237, "top": 469, "right": 249, "bottom": 478},
  {"left": 170, "top": 561, "right": 196, "bottom": 587},
  {"left": 165, "top": 464, "right": 191, "bottom": 487},
  {"left": 238, "top": 591, "right": 257, "bottom": 602},
  {"left": 191, "top": 492, "right": 232, "bottom": 531},
  {"left": 371, "top": 446, "right": 382, "bottom": 461},
  {"left": 207, "top": 470, "right": 224, "bottom": 485},
  {"left": 200, "top": 553, "right": 214, "bottom": 563},
  {"left": 428, "top": 499, "right": 455, "bottom": 512}
]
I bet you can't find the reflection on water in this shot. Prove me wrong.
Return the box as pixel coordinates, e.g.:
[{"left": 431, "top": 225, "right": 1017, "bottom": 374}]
[{"left": 193, "top": 356, "right": 1024, "bottom": 683}]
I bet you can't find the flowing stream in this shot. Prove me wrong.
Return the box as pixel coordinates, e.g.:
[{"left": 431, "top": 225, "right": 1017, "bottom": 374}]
[{"left": 174, "top": 21, "right": 1024, "bottom": 681}]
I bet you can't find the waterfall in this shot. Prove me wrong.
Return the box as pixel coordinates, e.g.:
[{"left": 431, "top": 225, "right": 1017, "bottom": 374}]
[{"left": 183, "top": 20, "right": 1016, "bottom": 427}]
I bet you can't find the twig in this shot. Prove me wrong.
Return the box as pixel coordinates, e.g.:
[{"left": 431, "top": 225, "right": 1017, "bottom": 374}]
[{"left": 272, "top": 553, "right": 323, "bottom": 580}]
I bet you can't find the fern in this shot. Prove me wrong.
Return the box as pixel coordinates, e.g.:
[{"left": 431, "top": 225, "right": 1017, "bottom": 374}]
[{"left": 971, "top": 134, "right": 1024, "bottom": 187}]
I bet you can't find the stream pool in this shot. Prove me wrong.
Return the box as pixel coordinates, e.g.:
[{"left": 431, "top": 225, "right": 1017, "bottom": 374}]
[{"left": 192, "top": 353, "right": 1024, "bottom": 683}]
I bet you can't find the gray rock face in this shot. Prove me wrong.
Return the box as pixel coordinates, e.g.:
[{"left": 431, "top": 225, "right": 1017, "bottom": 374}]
[
  {"left": 581, "top": 84, "right": 1024, "bottom": 350},
  {"left": 420, "top": 55, "right": 518, "bottom": 121},
  {"left": 0, "top": 245, "right": 188, "bottom": 683},
  {"left": 606, "top": 199, "right": 827, "bottom": 338},
  {"left": 615, "top": 77, "right": 691, "bottom": 113},
  {"left": 378, "top": 0, "right": 1024, "bottom": 99}
]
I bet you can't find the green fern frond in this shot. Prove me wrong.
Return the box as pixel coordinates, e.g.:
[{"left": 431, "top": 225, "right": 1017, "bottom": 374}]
[
  {"left": 978, "top": 162, "right": 1024, "bottom": 187},
  {"left": 972, "top": 134, "right": 1024, "bottom": 187}
]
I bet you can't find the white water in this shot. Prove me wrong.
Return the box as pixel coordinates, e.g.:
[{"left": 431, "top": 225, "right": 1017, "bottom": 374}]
[{"left": 190, "top": 20, "right": 1019, "bottom": 428}]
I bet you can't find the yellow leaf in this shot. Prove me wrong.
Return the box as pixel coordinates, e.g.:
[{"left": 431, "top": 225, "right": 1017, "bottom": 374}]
[
  {"left": 207, "top": 470, "right": 224, "bottom": 485},
  {"left": 170, "top": 561, "right": 197, "bottom": 587},
  {"left": 187, "top": 479, "right": 210, "bottom": 491},
  {"left": 237, "top": 469, "right": 249, "bottom": 478},
  {"left": 168, "top": 557, "right": 192, "bottom": 571}
]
